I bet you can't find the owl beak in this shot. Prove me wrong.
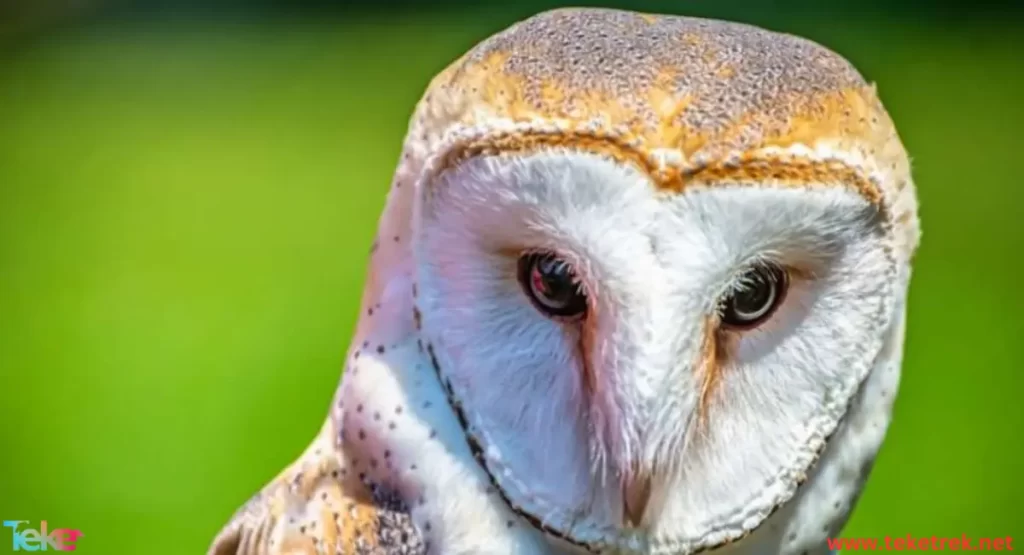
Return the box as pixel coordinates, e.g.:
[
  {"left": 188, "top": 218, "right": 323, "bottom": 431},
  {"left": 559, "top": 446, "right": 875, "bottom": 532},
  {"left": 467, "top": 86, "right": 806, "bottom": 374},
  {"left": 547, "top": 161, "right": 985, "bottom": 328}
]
[{"left": 622, "top": 473, "right": 652, "bottom": 527}]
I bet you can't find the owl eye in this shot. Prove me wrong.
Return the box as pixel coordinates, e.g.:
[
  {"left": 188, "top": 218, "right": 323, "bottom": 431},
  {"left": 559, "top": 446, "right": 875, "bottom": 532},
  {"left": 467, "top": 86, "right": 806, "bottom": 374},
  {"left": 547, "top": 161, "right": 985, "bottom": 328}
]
[
  {"left": 517, "top": 252, "right": 588, "bottom": 318},
  {"left": 720, "top": 263, "right": 789, "bottom": 329}
]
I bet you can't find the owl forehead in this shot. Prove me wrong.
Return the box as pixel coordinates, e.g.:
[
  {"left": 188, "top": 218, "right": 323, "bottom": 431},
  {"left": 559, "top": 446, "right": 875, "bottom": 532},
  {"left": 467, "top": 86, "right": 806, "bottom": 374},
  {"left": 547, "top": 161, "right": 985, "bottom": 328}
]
[
  {"left": 397, "top": 8, "right": 918, "bottom": 264},
  {"left": 459, "top": 6, "right": 865, "bottom": 129},
  {"left": 413, "top": 7, "right": 902, "bottom": 181}
]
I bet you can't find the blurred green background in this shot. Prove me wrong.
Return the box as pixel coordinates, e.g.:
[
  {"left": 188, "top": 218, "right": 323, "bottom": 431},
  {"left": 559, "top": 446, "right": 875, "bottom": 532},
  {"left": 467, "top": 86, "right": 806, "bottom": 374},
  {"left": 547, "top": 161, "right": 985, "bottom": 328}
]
[{"left": 1, "top": 0, "right": 1021, "bottom": 553}]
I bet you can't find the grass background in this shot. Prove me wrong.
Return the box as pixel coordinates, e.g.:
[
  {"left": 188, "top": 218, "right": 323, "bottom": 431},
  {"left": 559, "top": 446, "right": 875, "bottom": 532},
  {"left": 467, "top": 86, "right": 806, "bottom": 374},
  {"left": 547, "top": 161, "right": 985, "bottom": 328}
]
[{"left": 0, "top": 1, "right": 1022, "bottom": 553}]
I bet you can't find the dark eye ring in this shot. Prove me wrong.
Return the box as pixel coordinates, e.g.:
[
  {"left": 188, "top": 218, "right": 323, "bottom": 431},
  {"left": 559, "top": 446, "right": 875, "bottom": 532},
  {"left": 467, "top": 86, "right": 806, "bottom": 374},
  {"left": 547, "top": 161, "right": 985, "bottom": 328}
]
[
  {"left": 719, "top": 263, "right": 789, "bottom": 329},
  {"left": 517, "top": 252, "right": 588, "bottom": 319}
]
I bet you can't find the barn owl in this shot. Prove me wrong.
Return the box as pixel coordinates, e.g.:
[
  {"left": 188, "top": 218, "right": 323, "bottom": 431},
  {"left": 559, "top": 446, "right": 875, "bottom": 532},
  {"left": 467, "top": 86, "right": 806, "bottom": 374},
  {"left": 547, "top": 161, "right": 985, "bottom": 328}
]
[{"left": 208, "top": 7, "right": 920, "bottom": 555}]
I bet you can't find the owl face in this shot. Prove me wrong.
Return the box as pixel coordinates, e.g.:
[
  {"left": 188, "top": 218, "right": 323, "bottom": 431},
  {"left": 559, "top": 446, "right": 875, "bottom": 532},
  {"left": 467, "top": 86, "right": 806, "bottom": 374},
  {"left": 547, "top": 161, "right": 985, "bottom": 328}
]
[
  {"left": 353, "top": 7, "right": 919, "bottom": 554},
  {"left": 412, "top": 148, "right": 903, "bottom": 552}
]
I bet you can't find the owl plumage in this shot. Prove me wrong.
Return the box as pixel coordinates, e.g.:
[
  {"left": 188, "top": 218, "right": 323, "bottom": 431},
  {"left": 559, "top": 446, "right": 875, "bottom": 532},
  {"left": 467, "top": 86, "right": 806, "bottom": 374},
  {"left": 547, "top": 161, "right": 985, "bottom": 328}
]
[{"left": 209, "top": 7, "right": 920, "bottom": 555}]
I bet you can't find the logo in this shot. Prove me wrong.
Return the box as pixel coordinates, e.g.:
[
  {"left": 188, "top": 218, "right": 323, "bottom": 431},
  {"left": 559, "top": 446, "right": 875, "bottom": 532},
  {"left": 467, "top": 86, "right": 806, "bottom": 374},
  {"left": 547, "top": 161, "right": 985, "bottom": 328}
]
[{"left": 2, "top": 521, "right": 83, "bottom": 552}]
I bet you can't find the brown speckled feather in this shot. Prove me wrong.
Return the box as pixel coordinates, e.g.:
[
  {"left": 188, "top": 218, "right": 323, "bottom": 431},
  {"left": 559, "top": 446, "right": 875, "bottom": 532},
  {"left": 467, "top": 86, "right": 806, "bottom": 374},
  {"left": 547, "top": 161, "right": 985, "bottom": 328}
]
[{"left": 208, "top": 422, "right": 425, "bottom": 555}]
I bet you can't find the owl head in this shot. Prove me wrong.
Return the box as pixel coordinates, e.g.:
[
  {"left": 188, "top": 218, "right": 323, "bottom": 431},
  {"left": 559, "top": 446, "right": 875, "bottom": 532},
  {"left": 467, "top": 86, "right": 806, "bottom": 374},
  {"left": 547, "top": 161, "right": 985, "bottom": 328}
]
[{"left": 349, "top": 7, "right": 920, "bottom": 554}]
